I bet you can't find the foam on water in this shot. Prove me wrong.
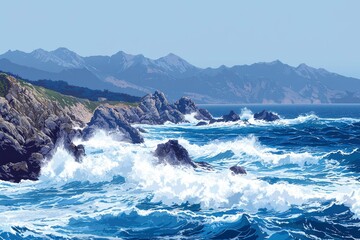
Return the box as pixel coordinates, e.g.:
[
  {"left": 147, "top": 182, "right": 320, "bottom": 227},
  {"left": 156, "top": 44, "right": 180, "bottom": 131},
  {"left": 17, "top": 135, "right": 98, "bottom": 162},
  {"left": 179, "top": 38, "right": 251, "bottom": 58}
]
[
  {"left": 178, "top": 136, "right": 320, "bottom": 167},
  {"left": 37, "top": 131, "right": 354, "bottom": 216},
  {"left": 1, "top": 107, "right": 360, "bottom": 239}
]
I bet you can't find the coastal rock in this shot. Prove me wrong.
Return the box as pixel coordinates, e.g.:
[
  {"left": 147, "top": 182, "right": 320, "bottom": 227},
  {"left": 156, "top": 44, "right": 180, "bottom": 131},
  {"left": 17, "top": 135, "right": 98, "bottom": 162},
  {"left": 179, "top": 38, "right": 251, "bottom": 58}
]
[
  {"left": 198, "top": 108, "right": 213, "bottom": 120},
  {"left": 116, "top": 91, "right": 213, "bottom": 125},
  {"left": 83, "top": 106, "right": 144, "bottom": 143},
  {"left": 230, "top": 165, "right": 247, "bottom": 175},
  {"left": 66, "top": 143, "right": 86, "bottom": 162},
  {"left": 174, "top": 97, "right": 198, "bottom": 114},
  {"left": 195, "top": 161, "right": 214, "bottom": 170},
  {"left": 0, "top": 73, "right": 92, "bottom": 182},
  {"left": 222, "top": 110, "right": 240, "bottom": 122},
  {"left": 0, "top": 161, "right": 30, "bottom": 183},
  {"left": 254, "top": 110, "right": 280, "bottom": 122},
  {"left": 0, "top": 73, "right": 214, "bottom": 182},
  {"left": 174, "top": 97, "right": 214, "bottom": 121},
  {"left": 154, "top": 140, "right": 196, "bottom": 167},
  {"left": 196, "top": 121, "right": 208, "bottom": 126},
  {"left": 208, "top": 110, "right": 240, "bottom": 124},
  {"left": 116, "top": 91, "right": 185, "bottom": 125},
  {"left": 154, "top": 140, "right": 214, "bottom": 170},
  {"left": 137, "top": 127, "right": 147, "bottom": 133}
]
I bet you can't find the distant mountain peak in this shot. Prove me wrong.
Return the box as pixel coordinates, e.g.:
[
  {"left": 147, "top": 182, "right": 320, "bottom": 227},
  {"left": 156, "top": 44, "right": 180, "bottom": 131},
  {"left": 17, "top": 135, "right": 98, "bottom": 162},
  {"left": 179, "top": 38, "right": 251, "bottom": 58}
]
[
  {"left": 155, "top": 53, "right": 196, "bottom": 73},
  {"left": 162, "top": 53, "right": 182, "bottom": 60},
  {"left": 53, "top": 47, "right": 70, "bottom": 51},
  {"left": 297, "top": 63, "right": 309, "bottom": 68},
  {"left": 268, "top": 59, "right": 284, "bottom": 65},
  {"left": 31, "top": 48, "right": 47, "bottom": 53},
  {"left": 2, "top": 48, "right": 359, "bottom": 104},
  {"left": 52, "top": 47, "right": 77, "bottom": 55}
]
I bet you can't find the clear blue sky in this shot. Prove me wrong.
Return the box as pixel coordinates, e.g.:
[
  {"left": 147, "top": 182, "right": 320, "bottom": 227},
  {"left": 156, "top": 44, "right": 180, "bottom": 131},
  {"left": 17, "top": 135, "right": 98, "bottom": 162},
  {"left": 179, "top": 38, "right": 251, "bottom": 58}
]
[{"left": 1, "top": 0, "right": 360, "bottom": 77}]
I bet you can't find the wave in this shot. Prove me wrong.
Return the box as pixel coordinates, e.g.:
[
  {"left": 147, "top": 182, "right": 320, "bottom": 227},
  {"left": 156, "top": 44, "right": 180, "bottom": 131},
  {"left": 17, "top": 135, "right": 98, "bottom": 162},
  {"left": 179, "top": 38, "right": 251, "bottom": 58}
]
[
  {"left": 178, "top": 136, "right": 320, "bottom": 167},
  {"left": 206, "top": 107, "right": 360, "bottom": 128},
  {"left": 37, "top": 131, "right": 329, "bottom": 213}
]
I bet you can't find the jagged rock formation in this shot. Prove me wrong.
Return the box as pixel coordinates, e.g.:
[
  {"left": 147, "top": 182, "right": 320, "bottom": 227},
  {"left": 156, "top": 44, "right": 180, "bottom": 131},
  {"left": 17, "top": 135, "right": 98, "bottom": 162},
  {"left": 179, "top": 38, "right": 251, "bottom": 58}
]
[
  {"left": 207, "top": 110, "right": 242, "bottom": 125},
  {"left": 82, "top": 106, "right": 144, "bottom": 144},
  {"left": 82, "top": 91, "right": 212, "bottom": 142},
  {"left": 221, "top": 110, "right": 241, "bottom": 122},
  {"left": 0, "top": 73, "right": 213, "bottom": 182},
  {"left": 253, "top": 110, "right": 280, "bottom": 122},
  {"left": 115, "top": 91, "right": 213, "bottom": 125},
  {"left": 0, "top": 73, "right": 93, "bottom": 182}
]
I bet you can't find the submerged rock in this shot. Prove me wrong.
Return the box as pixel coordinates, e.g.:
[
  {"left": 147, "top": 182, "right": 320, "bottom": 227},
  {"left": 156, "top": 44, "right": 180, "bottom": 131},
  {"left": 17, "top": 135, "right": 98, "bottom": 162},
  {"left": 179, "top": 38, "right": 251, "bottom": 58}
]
[
  {"left": 154, "top": 140, "right": 196, "bottom": 167},
  {"left": 253, "top": 110, "right": 280, "bottom": 122},
  {"left": 137, "top": 127, "right": 147, "bottom": 133},
  {"left": 194, "top": 161, "right": 214, "bottom": 171},
  {"left": 196, "top": 121, "right": 208, "bottom": 126},
  {"left": 230, "top": 165, "right": 247, "bottom": 175}
]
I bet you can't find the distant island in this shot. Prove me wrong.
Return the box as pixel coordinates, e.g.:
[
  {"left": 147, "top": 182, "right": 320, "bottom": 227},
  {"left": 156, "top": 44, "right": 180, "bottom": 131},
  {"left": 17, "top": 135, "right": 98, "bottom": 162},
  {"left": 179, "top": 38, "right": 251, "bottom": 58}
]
[{"left": 1, "top": 48, "right": 360, "bottom": 104}]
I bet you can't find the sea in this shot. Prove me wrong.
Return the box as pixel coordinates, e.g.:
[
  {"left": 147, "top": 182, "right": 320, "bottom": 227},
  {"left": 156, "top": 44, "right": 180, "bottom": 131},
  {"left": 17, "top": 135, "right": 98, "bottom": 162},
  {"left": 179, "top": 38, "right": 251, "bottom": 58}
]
[{"left": 1, "top": 104, "right": 360, "bottom": 239}]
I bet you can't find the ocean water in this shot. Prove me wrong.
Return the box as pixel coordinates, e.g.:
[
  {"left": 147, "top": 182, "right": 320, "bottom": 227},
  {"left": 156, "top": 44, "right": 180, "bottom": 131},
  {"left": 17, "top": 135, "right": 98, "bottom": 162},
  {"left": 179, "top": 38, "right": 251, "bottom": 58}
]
[{"left": 1, "top": 105, "right": 360, "bottom": 239}]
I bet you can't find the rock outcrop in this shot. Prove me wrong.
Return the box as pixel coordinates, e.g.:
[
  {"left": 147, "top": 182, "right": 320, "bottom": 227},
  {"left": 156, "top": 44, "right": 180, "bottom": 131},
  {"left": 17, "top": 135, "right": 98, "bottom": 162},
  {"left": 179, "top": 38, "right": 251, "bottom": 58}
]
[
  {"left": 207, "top": 110, "right": 242, "bottom": 124},
  {"left": 230, "top": 165, "right": 247, "bottom": 175},
  {"left": 221, "top": 110, "right": 241, "bottom": 122},
  {"left": 154, "top": 139, "right": 213, "bottom": 170},
  {"left": 82, "top": 106, "right": 144, "bottom": 144},
  {"left": 0, "top": 73, "right": 92, "bottom": 182},
  {"left": 253, "top": 110, "right": 280, "bottom": 122},
  {"left": 196, "top": 121, "right": 208, "bottom": 126},
  {"left": 82, "top": 91, "right": 212, "bottom": 143},
  {"left": 115, "top": 91, "right": 213, "bottom": 125},
  {"left": 154, "top": 140, "right": 195, "bottom": 167},
  {"left": 0, "top": 73, "right": 213, "bottom": 182}
]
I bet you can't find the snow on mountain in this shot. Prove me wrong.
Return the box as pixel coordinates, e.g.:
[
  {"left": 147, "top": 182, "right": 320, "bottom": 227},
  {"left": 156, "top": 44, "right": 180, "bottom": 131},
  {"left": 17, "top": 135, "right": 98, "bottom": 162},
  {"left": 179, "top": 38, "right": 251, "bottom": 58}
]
[{"left": 30, "top": 47, "right": 86, "bottom": 69}]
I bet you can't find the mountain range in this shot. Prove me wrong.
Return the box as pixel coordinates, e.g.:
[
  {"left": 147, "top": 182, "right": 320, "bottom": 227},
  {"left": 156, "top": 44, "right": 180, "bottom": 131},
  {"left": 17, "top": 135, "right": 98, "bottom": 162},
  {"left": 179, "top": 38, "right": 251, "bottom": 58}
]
[{"left": 1, "top": 47, "right": 360, "bottom": 103}]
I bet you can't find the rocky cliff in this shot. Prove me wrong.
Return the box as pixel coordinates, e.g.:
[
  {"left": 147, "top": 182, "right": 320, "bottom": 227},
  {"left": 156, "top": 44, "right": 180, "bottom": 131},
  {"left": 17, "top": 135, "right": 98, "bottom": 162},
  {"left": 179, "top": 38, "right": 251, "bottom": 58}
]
[
  {"left": 0, "top": 73, "right": 93, "bottom": 182},
  {"left": 115, "top": 91, "right": 212, "bottom": 124},
  {"left": 82, "top": 91, "right": 213, "bottom": 141},
  {"left": 0, "top": 73, "right": 213, "bottom": 182}
]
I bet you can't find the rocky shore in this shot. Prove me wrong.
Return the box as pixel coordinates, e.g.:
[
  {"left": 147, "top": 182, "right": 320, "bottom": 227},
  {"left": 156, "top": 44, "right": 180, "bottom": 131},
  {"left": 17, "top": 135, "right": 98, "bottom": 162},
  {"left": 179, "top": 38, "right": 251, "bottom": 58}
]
[
  {"left": 0, "top": 73, "right": 212, "bottom": 182},
  {"left": 0, "top": 72, "right": 280, "bottom": 182}
]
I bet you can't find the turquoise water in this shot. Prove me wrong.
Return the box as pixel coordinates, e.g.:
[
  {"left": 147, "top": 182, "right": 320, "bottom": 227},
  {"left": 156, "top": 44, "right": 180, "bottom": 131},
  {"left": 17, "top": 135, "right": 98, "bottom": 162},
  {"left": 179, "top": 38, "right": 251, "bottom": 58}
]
[{"left": 1, "top": 105, "right": 360, "bottom": 239}]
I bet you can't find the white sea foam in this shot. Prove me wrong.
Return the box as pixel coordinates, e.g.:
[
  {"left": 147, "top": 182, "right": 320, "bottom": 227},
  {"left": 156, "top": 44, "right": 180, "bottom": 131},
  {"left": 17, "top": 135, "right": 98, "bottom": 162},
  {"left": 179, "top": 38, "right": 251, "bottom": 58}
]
[
  {"left": 37, "top": 131, "right": 327, "bottom": 214},
  {"left": 178, "top": 136, "right": 320, "bottom": 167},
  {"left": 2, "top": 116, "right": 360, "bottom": 238},
  {"left": 239, "top": 107, "right": 254, "bottom": 121},
  {"left": 183, "top": 112, "right": 202, "bottom": 124}
]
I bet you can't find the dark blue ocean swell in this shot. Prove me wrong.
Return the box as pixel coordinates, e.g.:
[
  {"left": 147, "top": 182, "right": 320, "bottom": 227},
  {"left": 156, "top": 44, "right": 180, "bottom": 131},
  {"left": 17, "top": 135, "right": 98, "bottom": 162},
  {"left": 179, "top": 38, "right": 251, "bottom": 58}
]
[{"left": 0, "top": 105, "right": 360, "bottom": 239}]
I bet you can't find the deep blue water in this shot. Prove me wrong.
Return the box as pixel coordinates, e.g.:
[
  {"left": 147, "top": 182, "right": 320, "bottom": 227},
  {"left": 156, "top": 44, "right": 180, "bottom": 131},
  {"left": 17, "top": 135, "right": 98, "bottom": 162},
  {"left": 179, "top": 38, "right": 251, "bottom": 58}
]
[{"left": 1, "top": 105, "right": 360, "bottom": 239}]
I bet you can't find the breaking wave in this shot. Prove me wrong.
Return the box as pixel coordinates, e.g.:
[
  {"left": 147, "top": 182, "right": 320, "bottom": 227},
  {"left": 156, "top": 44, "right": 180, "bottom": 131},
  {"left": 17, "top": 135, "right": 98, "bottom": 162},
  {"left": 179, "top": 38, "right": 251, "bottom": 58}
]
[{"left": 1, "top": 106, "right": 360, "bottom": 239}]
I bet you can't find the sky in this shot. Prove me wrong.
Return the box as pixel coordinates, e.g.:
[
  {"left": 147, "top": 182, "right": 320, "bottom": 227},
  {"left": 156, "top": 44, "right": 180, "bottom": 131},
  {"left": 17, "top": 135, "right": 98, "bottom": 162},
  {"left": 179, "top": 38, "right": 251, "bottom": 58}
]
[{"left": 1, "top": 0, "right": 360, "bottom": 78}]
